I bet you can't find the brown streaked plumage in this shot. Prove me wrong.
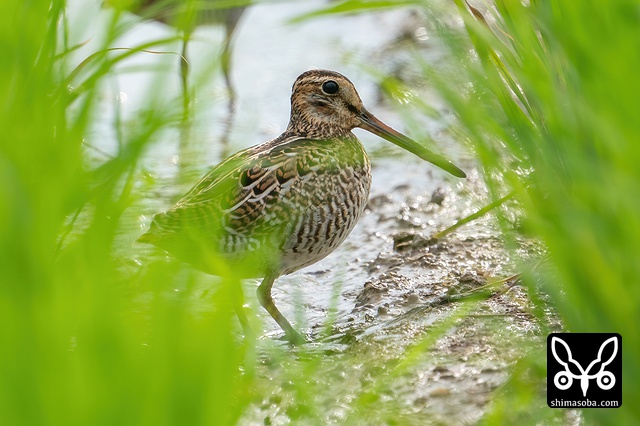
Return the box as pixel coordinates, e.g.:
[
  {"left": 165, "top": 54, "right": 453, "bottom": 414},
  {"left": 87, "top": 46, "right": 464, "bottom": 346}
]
[{"left": 139, "top": 69, "right": 466, "bottom": 344}]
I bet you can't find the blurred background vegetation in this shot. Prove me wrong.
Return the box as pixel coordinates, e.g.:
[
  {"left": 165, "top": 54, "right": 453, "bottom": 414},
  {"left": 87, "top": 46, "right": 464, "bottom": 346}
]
[{"left": 1, "top": 0, "right": 638, "bottom": 425}]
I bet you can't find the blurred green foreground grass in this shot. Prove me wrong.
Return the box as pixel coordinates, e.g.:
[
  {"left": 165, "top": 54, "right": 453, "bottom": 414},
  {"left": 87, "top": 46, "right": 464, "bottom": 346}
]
[{"left": 1, "top": 0, "right": 639, "bottom": 425}]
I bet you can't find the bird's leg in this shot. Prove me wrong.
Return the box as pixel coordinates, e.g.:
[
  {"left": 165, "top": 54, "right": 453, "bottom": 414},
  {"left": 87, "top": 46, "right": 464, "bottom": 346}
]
[
  {"left": 220, "top": 37, "right": 234, "bottom": 114},
  {"left": 257, "top": 273, "right": 305, "bottom": 345},
  {"left": 230, "top": 280, "right": 253, "bottom": 340},
  {"left": 177, "top": 33, "right": 192, "bottom": 185},
  {"left": 219, "top": 22, "right": 238, "bottom": 157},
  {"left": 222, "top": 9, "right": 242, "bottom": 114},
  {"left": 179, "top": 33, "right": 191, "bottom": 122}
]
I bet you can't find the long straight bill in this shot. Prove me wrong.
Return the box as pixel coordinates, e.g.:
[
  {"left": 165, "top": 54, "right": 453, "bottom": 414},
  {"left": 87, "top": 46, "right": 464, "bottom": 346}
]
[{"left": 359, "top": 109, "right": 466, "bottom": 178}]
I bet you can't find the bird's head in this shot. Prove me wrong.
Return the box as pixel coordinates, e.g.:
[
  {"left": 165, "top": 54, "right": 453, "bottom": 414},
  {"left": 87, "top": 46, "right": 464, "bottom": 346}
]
[{"left": 287, "top": 69, "right": 466, "bottom": 178}]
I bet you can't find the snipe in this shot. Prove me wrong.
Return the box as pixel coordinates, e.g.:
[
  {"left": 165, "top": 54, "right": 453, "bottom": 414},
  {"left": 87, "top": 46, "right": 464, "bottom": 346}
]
[{"left": 139, "top": 69, "right": 466, "bottom": 343}]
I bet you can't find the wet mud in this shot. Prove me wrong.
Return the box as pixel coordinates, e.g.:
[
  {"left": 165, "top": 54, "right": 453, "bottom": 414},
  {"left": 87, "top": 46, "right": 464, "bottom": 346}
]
[{"left": 238, "top": 163, "right": 559, "bottom": 425}]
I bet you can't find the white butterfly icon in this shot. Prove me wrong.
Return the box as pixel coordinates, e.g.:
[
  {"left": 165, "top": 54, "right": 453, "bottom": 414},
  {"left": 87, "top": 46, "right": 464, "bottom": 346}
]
[{"left": 551, "top": 336, "right": 618, "bottom": 397}]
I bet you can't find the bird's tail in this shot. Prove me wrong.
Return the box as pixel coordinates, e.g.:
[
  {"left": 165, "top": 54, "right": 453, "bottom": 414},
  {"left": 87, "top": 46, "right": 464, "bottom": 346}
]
[
  {"left": 137, "top": 215, "right": 167, "bottom": 244},
  {"left": 136, "top": 231, "right": 157, "bottom": 244}
]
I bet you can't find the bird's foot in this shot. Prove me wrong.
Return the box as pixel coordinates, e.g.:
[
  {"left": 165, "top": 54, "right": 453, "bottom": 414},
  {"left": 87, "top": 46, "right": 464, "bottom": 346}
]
[{"left": 280, "top": 329, "right": 307, "bottom": 346}]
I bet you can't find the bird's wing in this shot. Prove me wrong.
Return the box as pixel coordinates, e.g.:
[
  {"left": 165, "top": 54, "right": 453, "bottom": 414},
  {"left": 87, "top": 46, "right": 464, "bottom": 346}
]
[
  {"left": 147, "top": 136, "right": 315, "bottom": 240},
  {"left": 175, "top": 146, "right": 253, "bottom": 204}
]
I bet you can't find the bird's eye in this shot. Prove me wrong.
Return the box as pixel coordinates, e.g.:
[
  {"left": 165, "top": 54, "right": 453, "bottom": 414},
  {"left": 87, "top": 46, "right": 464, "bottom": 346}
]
[{"left": 322, "top": 80, "right": 339, "bottom": 94}]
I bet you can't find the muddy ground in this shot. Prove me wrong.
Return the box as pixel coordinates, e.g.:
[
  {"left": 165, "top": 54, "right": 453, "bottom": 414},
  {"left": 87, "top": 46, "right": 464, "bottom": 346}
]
[{"left": 215, "top": 161, "right": 566, "bottom": 425}]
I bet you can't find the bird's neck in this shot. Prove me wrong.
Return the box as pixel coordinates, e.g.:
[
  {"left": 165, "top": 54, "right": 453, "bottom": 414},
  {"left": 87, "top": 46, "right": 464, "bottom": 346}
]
[{"left": 285, "top": 116, "right": 353, "bottom": 140}]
